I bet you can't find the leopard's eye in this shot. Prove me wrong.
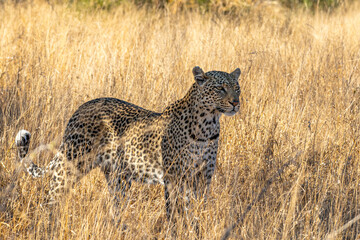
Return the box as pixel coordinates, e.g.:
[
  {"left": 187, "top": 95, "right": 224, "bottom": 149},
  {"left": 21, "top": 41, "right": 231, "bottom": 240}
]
[{"left": 215, "top": 86, "right": 226, "bottom": 92}]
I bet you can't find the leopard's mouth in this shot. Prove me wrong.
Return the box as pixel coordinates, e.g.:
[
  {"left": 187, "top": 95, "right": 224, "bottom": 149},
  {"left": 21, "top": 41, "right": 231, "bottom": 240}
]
[
  {"left": 217, "top": 106, "right": 239, "bottom": 116},
  {"left": 216, "top": 107, "right": 225, "bottom": 113}
]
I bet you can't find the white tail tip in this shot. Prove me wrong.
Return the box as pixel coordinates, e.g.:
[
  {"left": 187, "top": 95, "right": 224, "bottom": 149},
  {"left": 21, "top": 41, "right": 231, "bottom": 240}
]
[{"left": 15, "top": 130, "right": 31, "bottom": 147}]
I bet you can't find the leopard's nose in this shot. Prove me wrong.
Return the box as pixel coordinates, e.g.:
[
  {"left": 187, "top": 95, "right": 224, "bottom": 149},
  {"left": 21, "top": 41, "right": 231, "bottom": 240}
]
[{"left": 229, "top": 100, "right": 239, "bottom": 107}]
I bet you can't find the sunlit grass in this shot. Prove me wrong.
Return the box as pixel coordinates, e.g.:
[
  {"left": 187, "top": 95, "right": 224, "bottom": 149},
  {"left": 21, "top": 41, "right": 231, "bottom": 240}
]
[{"left": 1, "top": 1, "right": 360, "bottom": 239}]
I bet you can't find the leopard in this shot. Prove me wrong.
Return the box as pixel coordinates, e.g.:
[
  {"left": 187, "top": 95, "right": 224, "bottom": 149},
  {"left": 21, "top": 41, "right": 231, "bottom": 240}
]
[{"left": 15, "top": 66, "right": 241, "bottom": 231}]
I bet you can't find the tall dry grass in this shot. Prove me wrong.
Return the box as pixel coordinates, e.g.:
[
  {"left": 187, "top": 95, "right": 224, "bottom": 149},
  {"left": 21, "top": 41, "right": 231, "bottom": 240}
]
[{"left": 0, "top": 1, "right": 360, "bottom": 239}]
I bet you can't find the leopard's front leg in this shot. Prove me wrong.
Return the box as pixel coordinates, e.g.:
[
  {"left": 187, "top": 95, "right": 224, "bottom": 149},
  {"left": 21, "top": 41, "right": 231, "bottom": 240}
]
[{"left": 164, "top": 178, "right": 191, "bottom": 238}]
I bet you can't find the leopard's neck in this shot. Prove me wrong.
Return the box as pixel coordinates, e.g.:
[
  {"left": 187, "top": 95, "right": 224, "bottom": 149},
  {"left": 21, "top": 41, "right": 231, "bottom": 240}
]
[{"left": 162, "top": 84, "right": 221, "bottom": 142}]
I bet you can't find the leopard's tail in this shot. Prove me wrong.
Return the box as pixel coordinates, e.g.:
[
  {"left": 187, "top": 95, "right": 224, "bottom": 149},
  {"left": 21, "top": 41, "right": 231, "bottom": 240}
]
[{"left": 15, "top": 130, "right": 49, "bottom": 178}]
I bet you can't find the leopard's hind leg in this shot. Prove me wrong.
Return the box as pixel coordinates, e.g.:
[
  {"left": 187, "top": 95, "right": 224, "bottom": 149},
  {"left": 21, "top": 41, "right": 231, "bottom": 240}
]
[{"left": 99, "top": 140, "right": 132, "bottom": 224}]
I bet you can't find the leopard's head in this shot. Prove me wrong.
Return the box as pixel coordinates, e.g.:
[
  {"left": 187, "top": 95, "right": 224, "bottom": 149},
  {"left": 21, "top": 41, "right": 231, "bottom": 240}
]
[{"left": 192, "top": 66, "right": 241, "bottom": 116}]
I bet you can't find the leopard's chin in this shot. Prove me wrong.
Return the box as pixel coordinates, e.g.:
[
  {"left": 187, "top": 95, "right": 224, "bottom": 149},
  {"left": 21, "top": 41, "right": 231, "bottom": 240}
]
[
  {"left": 218, "top": 106, "right": 239, "bottom": 116},
  {"left": 224, "top": 110, "right": 238, "bottom": 116}
]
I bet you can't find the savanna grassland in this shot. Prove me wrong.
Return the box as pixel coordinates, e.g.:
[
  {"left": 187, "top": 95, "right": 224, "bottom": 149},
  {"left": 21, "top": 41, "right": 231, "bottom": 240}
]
[{"left": 1, "top": 0, "right": 360, "bottom": 239}]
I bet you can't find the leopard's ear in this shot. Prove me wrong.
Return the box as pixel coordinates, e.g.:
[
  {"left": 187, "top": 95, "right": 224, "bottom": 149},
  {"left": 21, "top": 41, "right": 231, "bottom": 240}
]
[
  {"left": 230, "top": 68, "right": 241, "bottom": 81},
  {"left": 192, "top": 66, "right": 208, "bottom": 86}
]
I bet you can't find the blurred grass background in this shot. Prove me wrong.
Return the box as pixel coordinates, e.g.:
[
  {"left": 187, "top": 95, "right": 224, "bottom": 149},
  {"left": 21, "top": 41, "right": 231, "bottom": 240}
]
[{"left": 3, "top": 0, "right": 353, "bottom": 12}]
